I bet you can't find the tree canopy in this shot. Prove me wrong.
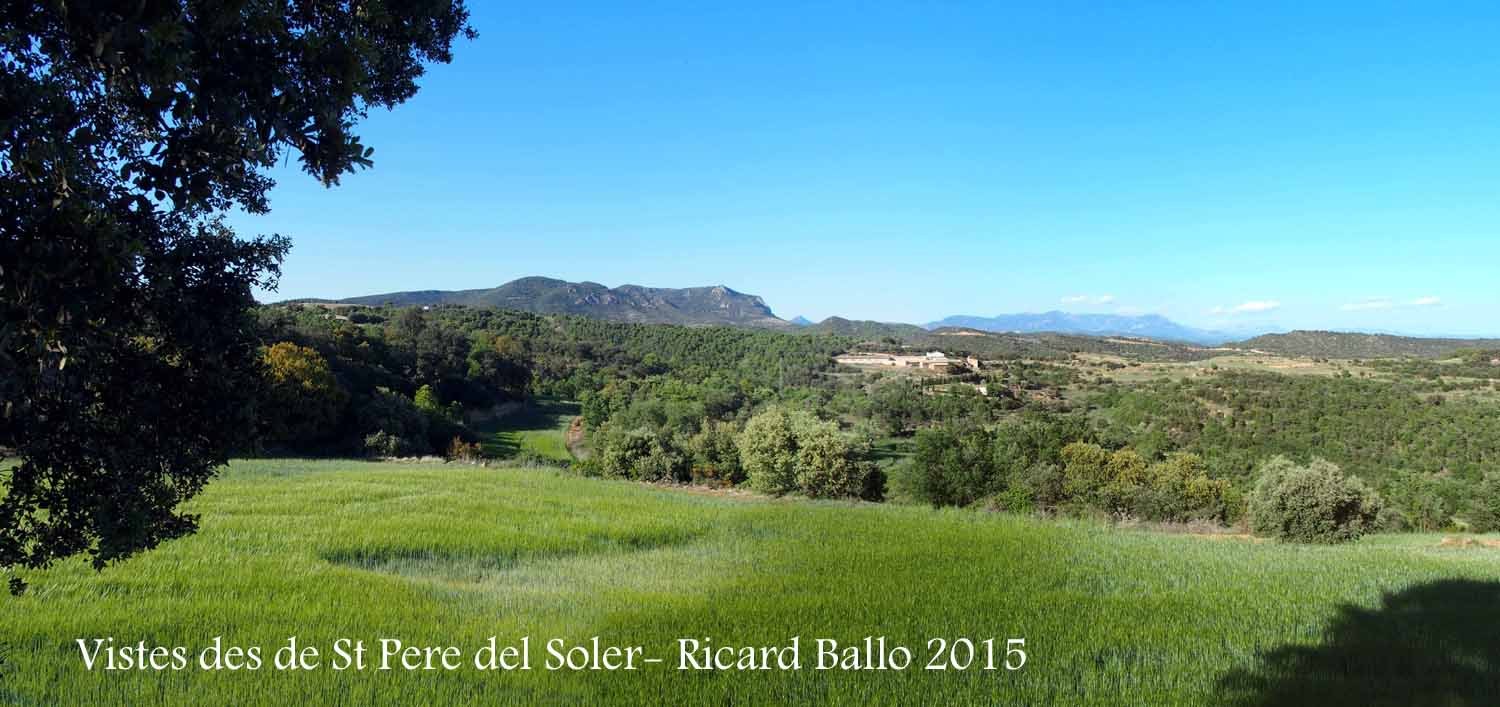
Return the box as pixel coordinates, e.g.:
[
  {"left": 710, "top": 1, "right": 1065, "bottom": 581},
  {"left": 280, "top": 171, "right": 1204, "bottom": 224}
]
[{"left": 1, "top": 0, "right": 472, "bottom": 591}]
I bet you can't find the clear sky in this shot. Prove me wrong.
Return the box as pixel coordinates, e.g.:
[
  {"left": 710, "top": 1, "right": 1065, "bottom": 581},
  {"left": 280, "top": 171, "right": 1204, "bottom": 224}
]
[{"left": 235, "top": 1, "right": 1500, "bottom": 335}]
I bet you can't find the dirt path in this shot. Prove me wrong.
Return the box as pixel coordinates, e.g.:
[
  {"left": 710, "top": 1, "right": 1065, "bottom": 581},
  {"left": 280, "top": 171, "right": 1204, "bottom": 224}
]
[{"left": 565, "top": 416, "right": 588, "bottom": 460}]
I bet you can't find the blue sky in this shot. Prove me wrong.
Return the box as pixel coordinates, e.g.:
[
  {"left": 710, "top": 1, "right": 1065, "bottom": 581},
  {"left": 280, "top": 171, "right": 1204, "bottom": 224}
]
[{"left": 236, "top": 1, "right": 1500, "bottom": 335}]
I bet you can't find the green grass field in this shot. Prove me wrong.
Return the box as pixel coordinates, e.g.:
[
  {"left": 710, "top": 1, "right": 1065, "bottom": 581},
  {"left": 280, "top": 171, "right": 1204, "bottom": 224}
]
[
  {"left": 4, "top": 459, "right": 1500, "bottom": 705},
  {"left": 472, "top": 399, "right": 579, "bottom": 462}
]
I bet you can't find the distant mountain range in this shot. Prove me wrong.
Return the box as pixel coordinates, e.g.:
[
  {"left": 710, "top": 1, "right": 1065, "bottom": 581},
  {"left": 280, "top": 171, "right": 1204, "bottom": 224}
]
[
  {"left": 925, "top": 311, "right": 1266, "bottom": 345},
  {"left": 316, "top": 276, "right": 789, "bottom": 328}
]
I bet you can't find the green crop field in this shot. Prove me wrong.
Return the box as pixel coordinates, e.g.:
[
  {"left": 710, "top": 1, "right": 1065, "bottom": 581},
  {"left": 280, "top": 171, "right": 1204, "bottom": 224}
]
[{"left": 4, "top": 459, "right": 1500, "bottom": 705}]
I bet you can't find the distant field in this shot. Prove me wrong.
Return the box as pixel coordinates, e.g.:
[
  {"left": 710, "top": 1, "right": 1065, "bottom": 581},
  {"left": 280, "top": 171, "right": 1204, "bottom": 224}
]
[
  {"left": 4, "top": 459, "right": 1500, "bottom": 704},
  {"left": 472, "top": 398, "right": 579, "bottom": 462},
  {"left": 1067, "top": 352, "right": 1377, "bottom": 385}
]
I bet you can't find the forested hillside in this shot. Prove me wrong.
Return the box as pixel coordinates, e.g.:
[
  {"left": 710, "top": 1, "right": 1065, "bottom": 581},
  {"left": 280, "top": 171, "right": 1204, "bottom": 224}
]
[
  {"left": 1239, "top": 330, "right": 1500, "bottom": 359},
  {"left": 309, "top": 276, "right": 790, "bottom": 328}
]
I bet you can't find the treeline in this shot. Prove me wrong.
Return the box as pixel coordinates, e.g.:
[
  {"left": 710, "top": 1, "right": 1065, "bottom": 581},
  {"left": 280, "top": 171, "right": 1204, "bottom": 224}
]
[
  {"left": 253, "top": 306, "right": 532, "bottom": 456},
  {"left": 891, "top": 416, "right": 1237, "bottom": 525},
  {"left": 892, "top": 367, "right": 1500, "bottom": 538},
  {"left": 572, "top": 361, "right": 1049, "bottom": 496},
  {"left": 250, "top": 303, "right": 860, "bottom": 459},
  {"left": 1366, "top": 348, "right": 1500, "bottom": 386},
  {"left": 1088, "top": 371, "right": 1500, "bottom": 490}
]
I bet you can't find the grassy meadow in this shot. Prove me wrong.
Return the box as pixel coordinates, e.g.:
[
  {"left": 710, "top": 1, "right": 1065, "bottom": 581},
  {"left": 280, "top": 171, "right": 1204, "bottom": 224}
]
[
  {"left": 472, "top": 399, "right": 580, "bottom": 462},
  {"left": 4, "top": 459, "right": 1500, "bottom": 705}
]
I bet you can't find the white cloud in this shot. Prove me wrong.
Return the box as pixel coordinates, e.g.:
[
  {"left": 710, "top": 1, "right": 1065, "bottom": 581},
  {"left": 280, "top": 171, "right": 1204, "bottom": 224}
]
[
  {"left": 1061, "top": 294, "right": 1115, "bottom": 305},
  {"left": 1338, "top": 296, "right": 1442, "bottom": 311},
  {"left": 1233, "top": 300, "right": 1281, "bottom": 313},
  {"left": 1212, "top": 300, "right": 1281, "bottom": 315},
  {"left": 1340, "top": 298, "right": 1394, "bottom": 312}
]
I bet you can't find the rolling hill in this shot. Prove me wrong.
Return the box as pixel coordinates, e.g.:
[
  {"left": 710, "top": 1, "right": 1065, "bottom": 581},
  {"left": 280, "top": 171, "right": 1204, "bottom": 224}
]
[
  {"left": 801, "top": 317, "right": 1215, "bottom": 361},
  {"left": 1236, "top": 330, "right": 1500, "bottom": 359}
]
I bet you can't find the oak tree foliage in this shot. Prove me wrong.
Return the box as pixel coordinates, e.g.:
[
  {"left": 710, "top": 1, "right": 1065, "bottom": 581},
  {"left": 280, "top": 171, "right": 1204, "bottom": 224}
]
[{"left": 1, "top": 0, "right": 472, "bottom": 590}]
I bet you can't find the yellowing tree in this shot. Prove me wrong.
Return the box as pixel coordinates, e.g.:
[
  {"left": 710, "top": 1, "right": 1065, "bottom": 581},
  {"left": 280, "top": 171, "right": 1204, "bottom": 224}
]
[{"left": 261, "top": 343, "right": 348, "bottom": 447}]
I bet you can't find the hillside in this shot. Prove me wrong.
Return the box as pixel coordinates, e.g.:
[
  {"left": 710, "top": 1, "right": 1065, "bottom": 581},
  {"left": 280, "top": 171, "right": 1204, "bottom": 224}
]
[
  {"left": 1237, "top": 330, "right": 1500, "bottom": 359},
  {"left": 322, "top": 276, "right": 790, "bottom": 328},
  {"left": 803, "top": 316, "right": 930, "bottom": 340},
  {"left": 926, "top": 311, "right": 1246, "bottom": 345},
  {"left": 801, "top": 317, "right": 1214, "bottom": 361}
]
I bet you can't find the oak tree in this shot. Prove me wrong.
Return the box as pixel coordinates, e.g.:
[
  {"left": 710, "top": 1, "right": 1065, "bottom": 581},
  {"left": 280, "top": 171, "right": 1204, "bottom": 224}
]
[{"left": 1, "top": 0, "right": 472, "bottom": 591}]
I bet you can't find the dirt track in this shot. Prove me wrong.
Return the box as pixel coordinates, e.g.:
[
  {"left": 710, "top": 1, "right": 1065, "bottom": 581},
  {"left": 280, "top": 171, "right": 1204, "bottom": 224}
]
[{"left": 565, "top": 416, "right": 588, "bottom": 460}]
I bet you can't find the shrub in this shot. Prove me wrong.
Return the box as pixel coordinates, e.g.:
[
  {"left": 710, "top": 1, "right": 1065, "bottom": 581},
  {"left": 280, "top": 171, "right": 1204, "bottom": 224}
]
[
  {"left": 593, "top": 425, "right": 686, "bottom": 482},
  {"left": 905, "top": 424, "right": 997, "bottom": 507},
  {"left": 737, "top": 407, "right": 807, "bottom": 495},
  {"left": 794, "top": 422, "right": 870, "bottom": 499},
  {"left": 1132, "top": 453, "right": 1232, "bottom": 524},
  {"left": 1248, "top": 457, "right": 1383, "bottom": 543},
  {"left": 364, "top": 431, "right": 418, "bottom": 458},
  {"left": 357, "top": 387, "right": 429, "bottom": 455},
  {"left": 1017, "top": 462, "right": 1066, "bottom": 511},
  {"left": 686, "top": 421, "right": 744, "bottom": 486},
  {"left": 737, "top": 407, "right": 869, "bottom": 498},
  {"left": 858, "top": 467, "right": 887, "bottom": 502},
  {"left": 985, "top": 486, "right": 1035, "bottom": 515},
  {"left": 1060, "top": 442, "right": 1113, "bottom": 508},
  {"left": 638, "top": 436, "right": 689, "bottom": 483},
  {"left": 1376, "top": 506, "right": 1410, "bottom": 533},
  {"left": 447, "top": 437, "right": 483, "bottom": 463},
  {"left": 1466, "top": 473, "right": 1500, "bottom": 533}
]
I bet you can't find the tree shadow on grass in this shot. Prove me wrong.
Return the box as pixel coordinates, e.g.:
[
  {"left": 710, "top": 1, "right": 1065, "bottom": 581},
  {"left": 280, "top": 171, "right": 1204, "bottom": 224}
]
[
  {"left": 474, "top": 398, "right": 580, "bottom": 459},
  {"left": 1216, "top": 579, "right": 1500, "bottom": 706}
]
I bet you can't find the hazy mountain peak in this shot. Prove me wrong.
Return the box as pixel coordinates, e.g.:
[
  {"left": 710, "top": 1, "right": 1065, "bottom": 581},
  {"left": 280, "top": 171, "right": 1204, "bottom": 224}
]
[{"left": 924, "top": 311, "right": 1256, "bottom": 345}]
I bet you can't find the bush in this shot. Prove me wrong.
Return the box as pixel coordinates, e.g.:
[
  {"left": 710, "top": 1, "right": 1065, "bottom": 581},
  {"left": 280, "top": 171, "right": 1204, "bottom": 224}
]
[
  {"left": 793, "top": 423, "right": 871, "bottom": 499},
  {"left": 593, "top": 425, "right": 687, "bottom": 482},
  {"left": 904, "top": 424, "right": 997, "bottom": 507},
  {"left": 984, "top": 486, "right": 1035, "bottom": 515},
  {"left": 1132, "top": 453, "right": 1232, "bottom": 524},
  {"left": 737, "top": 407, "right": 869, "bottom": 498},
  {"left": 1248, "top": 457, "right": 1383, "bottom": 543},
  {"left": 357, "top": 387, "right": 429, "bottom": 455},
  {"left": 1059, "top": 442, "right": 1116, "bottom": 510},
  {"left": 1376, "top": 506, "right": 1410, "bottom": 533},
  {"left": 737, "top": 407, "right": 808, "bottom": 495},
  {"left": 447, "top": 437, "right": 483, "bottom": 463},
  {"left": 364, "top": 430, "right": 418, "bottom": 458},
  {"left": 686, "top": 421, "right": 744, "bottom": 486},
  {"left": 858, "top": 467, "right": 887, "bottom": 502},
  {"left": 1017, "top": 462, "right": 1066, "bottom": 511}
]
